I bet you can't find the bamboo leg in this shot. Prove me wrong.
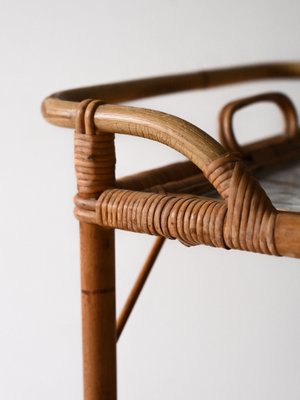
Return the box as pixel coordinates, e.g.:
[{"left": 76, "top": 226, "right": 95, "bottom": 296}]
[
  {"left": 80, "top": 222, "right": 117, "bottom": 400},
  {"left": 75, "top": 100, "right": 117, "bottom": 399}
]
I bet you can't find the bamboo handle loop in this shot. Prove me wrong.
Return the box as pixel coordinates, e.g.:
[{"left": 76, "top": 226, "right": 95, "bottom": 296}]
[
  {"left": 75, "top": 99, "right": 106, "bottom": 134},
  {"left": 219, "top": 92, "right": 299, "bottom": 154}
]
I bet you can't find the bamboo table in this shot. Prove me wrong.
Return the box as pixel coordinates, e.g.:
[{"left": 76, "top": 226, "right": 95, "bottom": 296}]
[{"left": 42, "top": 62, "right": 300, "bottom": 400}]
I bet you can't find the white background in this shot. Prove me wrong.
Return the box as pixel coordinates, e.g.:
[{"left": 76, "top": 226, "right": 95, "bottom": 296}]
[{"left": 1, "top": 0, "right": 300, "bottom": 399}]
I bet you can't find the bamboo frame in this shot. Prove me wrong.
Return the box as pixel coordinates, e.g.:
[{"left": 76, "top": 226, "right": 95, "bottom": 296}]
[{"left": 42, "top": 61, "right": 300, "bottom": 400}]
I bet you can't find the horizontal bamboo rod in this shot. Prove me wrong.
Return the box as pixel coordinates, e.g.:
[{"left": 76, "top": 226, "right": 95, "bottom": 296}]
[
  {"left": 45, "top": 62, "right": 300, "bottom": 105},
  {"left": 42, "top": 62, "right": 300, "bottom": 129},
  {"left": 74, "top": 192, "right": 300, "bottom": 259},
  {"left": 117, "top": 160, "right": 198, "bottom": 191}
]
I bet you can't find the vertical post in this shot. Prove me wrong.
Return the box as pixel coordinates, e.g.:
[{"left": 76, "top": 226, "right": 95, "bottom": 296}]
[
  {"left": 80, "top": 222, "right": 117, "bottom": 400},
  {"left": 75, "top": 99, "right": 117, "bottom": 400}
]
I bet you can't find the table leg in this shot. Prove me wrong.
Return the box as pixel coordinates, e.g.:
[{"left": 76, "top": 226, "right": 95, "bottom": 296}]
[{"left": 80, "top": 222, "right": 117, "bottom": 400}]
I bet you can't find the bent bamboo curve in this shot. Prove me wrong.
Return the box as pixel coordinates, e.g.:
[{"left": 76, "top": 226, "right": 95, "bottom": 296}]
[{"left": 42, "top": 61, "right": 300, "bottom": 169}]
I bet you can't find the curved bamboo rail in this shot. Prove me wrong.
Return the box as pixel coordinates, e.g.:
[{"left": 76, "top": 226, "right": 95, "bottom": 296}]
[{"left": 43, "top": 61, "right": 300, "bottom": 111}]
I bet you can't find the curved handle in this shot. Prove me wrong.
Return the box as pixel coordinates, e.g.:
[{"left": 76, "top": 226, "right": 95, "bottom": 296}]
[
  {"left": 219, "top": 92, "right": 299, "bottom": 154},
  {"left": 71, "top": 100, "right": 227, "bottom": 172}
]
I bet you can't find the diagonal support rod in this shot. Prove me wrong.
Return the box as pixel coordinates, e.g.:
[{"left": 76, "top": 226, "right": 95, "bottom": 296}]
[{"left": 117, "top": 236, "right": 166, "bottom": 341}]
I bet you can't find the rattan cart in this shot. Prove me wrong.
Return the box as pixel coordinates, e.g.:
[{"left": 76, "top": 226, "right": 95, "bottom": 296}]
[{"left": 42, "top": 62, "right": 300, "bottom": 400}]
